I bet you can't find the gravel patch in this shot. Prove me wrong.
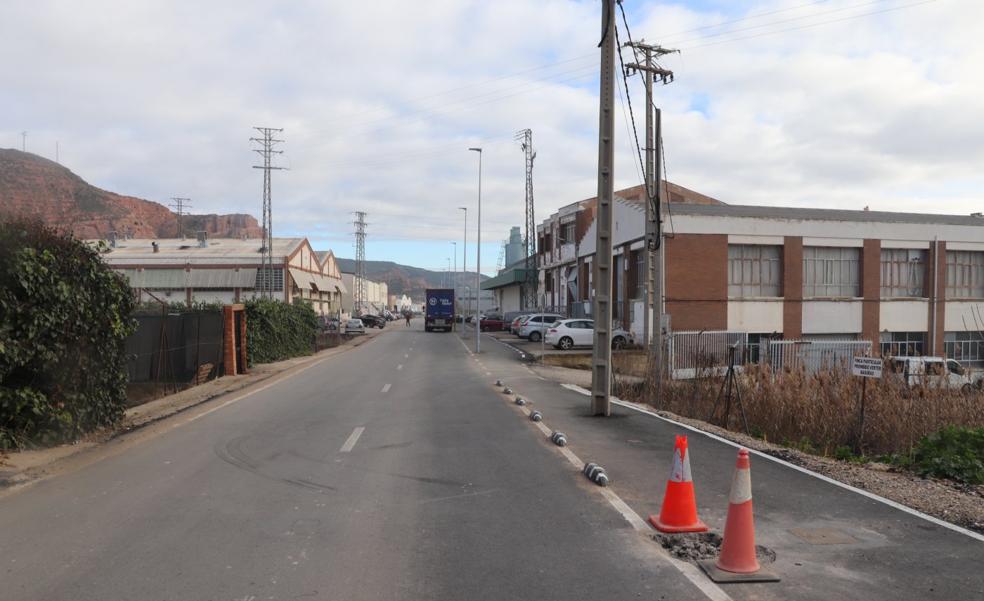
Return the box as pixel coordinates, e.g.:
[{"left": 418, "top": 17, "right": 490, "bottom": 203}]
[{"left": 653, "top": 531, "right": 776, "bottom": 564}]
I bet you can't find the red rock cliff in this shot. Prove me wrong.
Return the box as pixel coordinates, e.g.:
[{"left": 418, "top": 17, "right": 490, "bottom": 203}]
[{"left": 0, "top": 149, "right": 262, "bottom": 239}]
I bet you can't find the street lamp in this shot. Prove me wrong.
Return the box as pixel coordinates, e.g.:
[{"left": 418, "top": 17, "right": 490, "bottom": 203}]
[
  {"left": 451, "top": 241, "right": 457, "bottom": 298},
  {"left": 468, "top": 147, "right": 482, "bottom": 353}
]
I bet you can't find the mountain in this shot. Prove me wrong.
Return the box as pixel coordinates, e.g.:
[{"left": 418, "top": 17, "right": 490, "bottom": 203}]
[
  {"left": 334, "top": 257, "right": 490, "bottom": 299},
  {"left": 0, "top": 149, "right": 261, "bottom": 239}
]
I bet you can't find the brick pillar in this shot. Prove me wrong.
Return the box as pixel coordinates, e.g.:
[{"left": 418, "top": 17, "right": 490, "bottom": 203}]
[
  {"left": 861, "top": 239, "right": 881, "bottom": 352},
  {"left": 239, "top": 306, "right": 248, "bottom": 372},
  {"left": 928, "top": 240, "right": 946, "bottom": 357},
  {"left": 783, "top": 237, "right": 803, "bottom": 339},
  {"left": 222, "top": 305, "right": 237, "bottom": 375}
]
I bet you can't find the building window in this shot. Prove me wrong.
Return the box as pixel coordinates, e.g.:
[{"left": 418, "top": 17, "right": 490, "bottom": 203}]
[
  {"left": 803, "top": 246, "right": 860, "bottom": 298},
  {"left": 728, "top": 245, "right": 782, "bottom": 297},
  {"left": 560, "top": 222, "right": 575, "bottom": 244},
  {"left": 880, "top": 331, "right": 926, "bottom": 357},
  {"left": 945, "top": 331, "right": 984, "bottom": 367},
  {"left": 880, "top": 249, "right": 926, "bottom": 297},
  {"left": 945, "top": 251, "right": 984, "bottom": 298}
]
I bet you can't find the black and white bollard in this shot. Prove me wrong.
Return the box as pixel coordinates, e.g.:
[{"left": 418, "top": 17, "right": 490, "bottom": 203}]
[
  {"left": 514, "top": 397, "right": 526, "bottom": 406},
  {"left": 529, "top": 410, "right": 543, "bottom": 422},
  {"left": 550, "top": 431, "right": 568, "bottom": 447},
  {"left": 582, "top": 462, "right": 609, "bottom": 486},
  {"left": 495, "top": 379, "right": 503, "bottom": 387},
  {"left": 502, "top": 387, "right": 513, "bottom": 395}
]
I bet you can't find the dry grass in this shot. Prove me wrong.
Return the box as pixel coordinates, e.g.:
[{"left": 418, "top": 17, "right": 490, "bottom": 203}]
[{"left": 634, "top": 365, "right": 984, "bottom": 457}]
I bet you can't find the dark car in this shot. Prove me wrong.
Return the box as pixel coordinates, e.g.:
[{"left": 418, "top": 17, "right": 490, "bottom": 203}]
[
  {"left": 479, "top": 314, "right": 506, "bottom": 332},
  {"left": 360, "top": 314, "right": 386, "bottom": 329}
]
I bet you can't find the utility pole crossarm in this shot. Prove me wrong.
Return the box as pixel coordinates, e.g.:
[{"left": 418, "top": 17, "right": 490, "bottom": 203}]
[{"left": 624, "top": 63, "right": 675, "bottom": 81}]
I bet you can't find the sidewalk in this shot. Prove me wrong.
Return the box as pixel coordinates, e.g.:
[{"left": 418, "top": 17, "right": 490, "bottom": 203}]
[
  {"left": 0, "top": 326, "right": 389, "bottom": 489},
  {"left": 467, "top": 332, "right": 984, "bottom": 601}
]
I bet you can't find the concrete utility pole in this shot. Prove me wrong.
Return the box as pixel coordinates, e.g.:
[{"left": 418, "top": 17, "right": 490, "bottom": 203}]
[
  {"left": 625, "top": 41, "right": 676, "bottom": 397},
  {"left": 469, "top": 147, "right": 483, "bottom": 353},
  {"left": 168, "top": 197, "right": 192, "bottom": 239},
  {"left": 251, "top": 127, "right": 285, "bottom": 299},
  {"left": 591, "top": 0, "right": 617, "bottom": 416},
  {"left": 21, "top": 131, "right": 27, "bottom": 152}
]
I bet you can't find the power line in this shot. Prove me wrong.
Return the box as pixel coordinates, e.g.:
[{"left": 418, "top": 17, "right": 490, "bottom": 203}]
[
  {"left": 353, "top": 211, "right": 368, "bottom": 315},
  {"left": 251, "top": 126, "right": 285, "bottom": 299},
  {"left": 677, "top": 0, "right": 938, "bottom": 51},
  {"left": 168, "top": 197, "right": 192, "bottom": 239}
]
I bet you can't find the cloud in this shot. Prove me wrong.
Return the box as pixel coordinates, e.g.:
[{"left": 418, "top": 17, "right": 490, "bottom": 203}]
[{"left": 2, "top": 0, "right": 982, "bottom": 269}]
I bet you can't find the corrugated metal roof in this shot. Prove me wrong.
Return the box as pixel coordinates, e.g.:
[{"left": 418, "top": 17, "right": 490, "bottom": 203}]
[
  {"left": 481, "top": 268, "right": 530, "bottom": 290},
  {"left": 94, "top": 237, "right": 306, "bottom": 264},
  {"left": 671, "top": 204, "right": 984, "bottom": 226},
  {"left": 116, "top": 268, "right": 258, "bottom": 288},
  {"left": 289, "top": 268, "right": 318, "bottom": 290}
]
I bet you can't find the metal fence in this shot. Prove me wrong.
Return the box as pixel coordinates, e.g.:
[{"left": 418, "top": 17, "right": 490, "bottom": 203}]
[
  {"left": 125, "top": 310, "right": 225, "bottom": 387},
  {"left": 767, "top": 340, "right": 872, "bottom": 374},
  {"left": 667, "top": 330, "right": 748, "bottom": 380}
]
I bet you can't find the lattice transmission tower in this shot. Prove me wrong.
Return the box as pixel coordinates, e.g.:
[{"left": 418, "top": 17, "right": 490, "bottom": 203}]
[
  {"left": 251, "top": 126, "right": 285, "bottom": 299},
  {"left": 168, "top": 197, "right": 191, "bottom": 239},
  {"left": 515, "top": 128, "right": 538, "bottom": 309},
  {"left": 352, "top": 211, "right": 368, "bottom": 315}
]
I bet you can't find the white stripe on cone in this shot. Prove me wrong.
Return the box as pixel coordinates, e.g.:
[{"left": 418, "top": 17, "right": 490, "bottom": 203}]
[
  {"left": 668, "top": 448, "right": 694, "bottom": 483},
  {"left": 729, "top": 467, "right": 752, "bottom": 504}
]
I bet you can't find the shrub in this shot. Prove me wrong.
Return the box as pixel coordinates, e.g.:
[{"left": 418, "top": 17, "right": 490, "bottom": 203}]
[
  {"left": 904, "top": 426, "right": 984, "bottom": 484},
  {"left": 244, "top": 298, "right": 318, "bottom": 365},
  {"left": 0, "top": 220, "right": 135, "bottom": 448}
]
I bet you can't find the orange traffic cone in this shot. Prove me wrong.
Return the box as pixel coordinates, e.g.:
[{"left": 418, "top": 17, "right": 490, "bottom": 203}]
[
  {"left": 649, "top": 435, "right": 708, "bottom": 533},
  {"left": 699, "top": 448, "right": 779, "bottom": 583}
]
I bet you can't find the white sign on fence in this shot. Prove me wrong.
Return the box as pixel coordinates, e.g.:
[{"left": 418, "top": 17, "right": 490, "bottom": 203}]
[{"left": 851, "top": 356, "right": 883, "bottom": 379}]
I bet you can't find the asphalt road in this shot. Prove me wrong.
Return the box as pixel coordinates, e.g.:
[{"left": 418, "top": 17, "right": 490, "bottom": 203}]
[{"left": 0, "top": 324, "right": 710, "bottom": 601}]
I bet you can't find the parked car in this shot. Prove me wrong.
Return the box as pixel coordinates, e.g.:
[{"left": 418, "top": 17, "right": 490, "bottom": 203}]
[
  {"left": 360, "top": 314, "right": 386, "bottom": 329},
  {"left": 544, "top": 319, "right": 634, "bottom": 350},
  {"left": 517, "top": 313, "right": 565, "bottom": 342},
  {"left": 504, "top": 310, "right": 537, "bottom": 334},
  {"left": 888, "top": 356, "right": 975, "bottom": 393},
  {"left": 344, "top": 318, "right": 366, "bottom": 335},
  {"left": 479, "top": 314, "right": 506, "bottom": 332}
]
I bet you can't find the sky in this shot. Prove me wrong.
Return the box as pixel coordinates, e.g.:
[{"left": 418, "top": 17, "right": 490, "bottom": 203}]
[{"left": 2, "top": 0, "right": 982, "bottom": 274}]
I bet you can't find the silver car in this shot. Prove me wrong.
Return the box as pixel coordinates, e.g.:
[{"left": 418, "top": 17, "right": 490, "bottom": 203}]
[
  {"left": 517, "top": 313, "right": 564, "bottom": 342},
  {"left": 344, "top": 318, "right": 366, "bottom": 335}
]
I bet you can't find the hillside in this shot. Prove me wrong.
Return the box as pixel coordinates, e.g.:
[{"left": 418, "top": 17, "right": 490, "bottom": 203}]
[
  {"left": 0, "top": 148, "right": 261, "bottom": 239},
  {"left": 334, "top": 257, "right": 490, "bottom": 298}
]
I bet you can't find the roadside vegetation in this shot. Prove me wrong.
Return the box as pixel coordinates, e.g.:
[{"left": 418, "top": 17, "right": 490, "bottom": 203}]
[
  {"left": 0, "top": 219, "right": 135, "bottom": 449},
  {"left": 244, "top": 297, "right": 319, "bottom": 365},
  {"left": 622, "top": 363, "right": 984, "bottom": 484}
]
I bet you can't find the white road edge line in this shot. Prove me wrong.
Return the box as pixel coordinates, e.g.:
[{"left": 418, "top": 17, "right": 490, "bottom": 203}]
[
  {"left": 339, "top": 427, "right": 365, "bottom": 453},
  {"left": 561, "top": 383, "right": 984, "bottom": 544},
  {"left": 381, "top": 383, "right": 391, "bottom": 393}
]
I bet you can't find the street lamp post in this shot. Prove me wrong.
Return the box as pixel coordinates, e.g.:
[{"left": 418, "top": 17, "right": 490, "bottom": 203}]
[
  {"left": 459, "top": 206, "right": 468, "bottom": 319},
  {"left": 468, "top": 147, "right": 482, "bottom": 353}
]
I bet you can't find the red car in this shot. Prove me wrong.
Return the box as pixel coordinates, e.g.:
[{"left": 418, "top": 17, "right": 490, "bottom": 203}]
[{"left": 479, "top": 315, "right": 506, "bottom": 332}]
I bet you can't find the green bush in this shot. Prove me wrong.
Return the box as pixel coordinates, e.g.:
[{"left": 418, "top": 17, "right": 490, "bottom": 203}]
[
  {"left": 0, "top": 220, "right": 135, "bottom": 449},
  {"left": 244, "top": 298, "right": 318, "bottom": 365},
  {"left": 903, "top": 426, "right": 984, "bottom": 484}
]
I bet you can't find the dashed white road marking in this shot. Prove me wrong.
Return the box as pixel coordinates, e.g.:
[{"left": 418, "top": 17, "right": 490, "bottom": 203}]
[
  {"left": 381, "top": 383, "right": 391, "bottom": 393},
  {"left": 404, "top": 354, "right": 409, "bottom": 359},
  {"left": 339, "top": 427, "right": 365, "bottom": 453},
  {"left": 397, "top": 364, "right": 403, "bottom": 371}
]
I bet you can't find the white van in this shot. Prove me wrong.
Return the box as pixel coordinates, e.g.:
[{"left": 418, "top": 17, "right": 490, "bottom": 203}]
[{"left": 888, "top": 356, "right": 974, "bottom": 393}]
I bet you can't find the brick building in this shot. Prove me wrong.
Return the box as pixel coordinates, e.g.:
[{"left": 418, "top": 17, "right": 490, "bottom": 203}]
[{"left": 537, "top": 186, "right": 984, "bottom": 365}]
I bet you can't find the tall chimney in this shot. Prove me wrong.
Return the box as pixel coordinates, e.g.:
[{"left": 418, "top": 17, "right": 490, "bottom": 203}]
[{"left": 152, "top": 241, "right": 159, "bottom": 253}]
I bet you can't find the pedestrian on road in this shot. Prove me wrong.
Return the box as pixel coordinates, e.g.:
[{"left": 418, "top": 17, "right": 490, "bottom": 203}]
[{"left": 405, "top": 312, "right": 411, "bottom": 327}]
